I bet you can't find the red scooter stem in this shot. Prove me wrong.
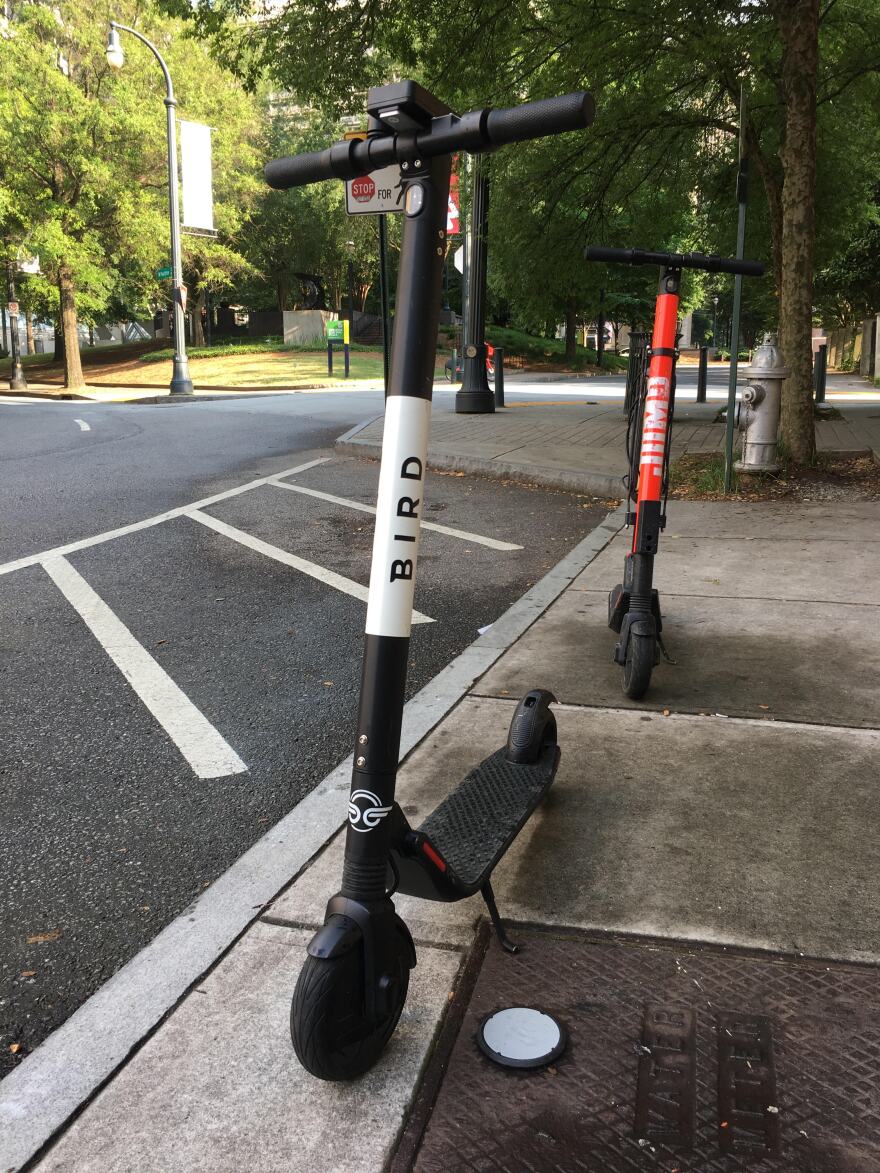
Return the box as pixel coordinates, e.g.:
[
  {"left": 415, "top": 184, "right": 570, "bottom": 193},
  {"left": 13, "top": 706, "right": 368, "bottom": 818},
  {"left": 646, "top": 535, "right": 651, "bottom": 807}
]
[{"left": 632, "top": 276, "right": 679, "bottom": 554}]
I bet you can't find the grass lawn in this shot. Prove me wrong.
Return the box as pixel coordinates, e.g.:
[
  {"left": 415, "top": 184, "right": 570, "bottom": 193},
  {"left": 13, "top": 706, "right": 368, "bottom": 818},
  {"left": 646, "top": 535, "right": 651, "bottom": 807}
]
[
  {"left": 0, "top": 325, "right": 627, "bottom": 392},
  {"left": 0, "top": 343, "right": 427, "bottom": 390}
]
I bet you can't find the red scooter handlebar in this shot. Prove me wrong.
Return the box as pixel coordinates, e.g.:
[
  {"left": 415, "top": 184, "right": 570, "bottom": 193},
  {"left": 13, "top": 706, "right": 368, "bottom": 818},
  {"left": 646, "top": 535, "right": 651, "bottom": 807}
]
[{"left": 584, "top": 246, "right": 764, "bottom": 278}]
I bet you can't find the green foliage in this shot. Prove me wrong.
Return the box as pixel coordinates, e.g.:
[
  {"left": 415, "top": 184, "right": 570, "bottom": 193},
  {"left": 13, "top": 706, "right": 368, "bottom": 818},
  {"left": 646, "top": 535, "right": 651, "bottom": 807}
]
[
  {"left": 0, "top": 0, "right": 262, "bottom": 374},
  {"left": 140, "top": 337, "right": 383, "bottom": 360},
  {"left": 669, "top": 454, "right": 740, "bottom": 496},
  {"left": 485, "top": 325, "right": 627, "bottom": 369}
]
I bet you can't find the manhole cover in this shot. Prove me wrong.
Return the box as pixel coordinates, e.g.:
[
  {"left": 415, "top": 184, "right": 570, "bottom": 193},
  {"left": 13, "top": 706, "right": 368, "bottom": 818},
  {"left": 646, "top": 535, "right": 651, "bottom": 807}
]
[{"left": 396, "top": 927, "right": 880, "bottom": 1172}]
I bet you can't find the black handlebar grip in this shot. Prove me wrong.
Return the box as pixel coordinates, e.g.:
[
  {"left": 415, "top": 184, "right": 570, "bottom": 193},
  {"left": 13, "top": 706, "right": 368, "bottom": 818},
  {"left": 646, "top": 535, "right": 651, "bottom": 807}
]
[
  {"left": 264, "top": 148, "right": 335, "bottom": 190},
  {"left": 485, "top": 91, "right": 595, "bottom": 147},
  {"left": 584, "top": 246, "right": 638, "bottom": 265},
  {"left": 702, "top": 255, "right": 765, "bottom": 277}
]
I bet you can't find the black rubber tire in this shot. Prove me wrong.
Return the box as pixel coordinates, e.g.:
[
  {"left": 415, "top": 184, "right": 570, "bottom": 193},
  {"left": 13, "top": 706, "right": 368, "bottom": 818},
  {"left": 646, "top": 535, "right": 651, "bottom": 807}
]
[
  {"left": 290, "top": 947, "right": 410, "bottom": 1081},
  {"left": 622, "top": 632, "right": 654, "bottom": 700}
]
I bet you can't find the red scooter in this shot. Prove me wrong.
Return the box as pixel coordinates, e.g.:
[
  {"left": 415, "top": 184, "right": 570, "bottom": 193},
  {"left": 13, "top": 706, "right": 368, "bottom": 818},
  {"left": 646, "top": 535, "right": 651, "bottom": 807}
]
[{"left": 584, "top": 247, "right": 764, "bottom": 698}]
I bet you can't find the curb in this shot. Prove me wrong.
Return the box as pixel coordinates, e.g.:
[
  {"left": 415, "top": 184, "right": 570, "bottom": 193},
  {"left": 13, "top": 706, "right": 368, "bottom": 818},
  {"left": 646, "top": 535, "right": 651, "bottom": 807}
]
[
  {"left": 0, "top": 506, "right": 625, "bottom": 1173},
  {"left": 4, "top": 384, "right": 385, "bottom": 406},
  {"left": 336, "top": 419, "right": 624, "bottom": 497}
]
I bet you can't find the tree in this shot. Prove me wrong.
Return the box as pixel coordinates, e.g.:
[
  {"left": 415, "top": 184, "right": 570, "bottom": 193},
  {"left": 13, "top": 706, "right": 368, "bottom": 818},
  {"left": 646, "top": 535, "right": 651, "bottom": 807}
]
[
  {"left": 235, "top": 103, "right": 395, "bottom": 316},
  {"left": 185, "top": 0, "right": 880, "bottom": 462},
  {"left": 0, "top": 1, "right": 261, "bottom": 386}
]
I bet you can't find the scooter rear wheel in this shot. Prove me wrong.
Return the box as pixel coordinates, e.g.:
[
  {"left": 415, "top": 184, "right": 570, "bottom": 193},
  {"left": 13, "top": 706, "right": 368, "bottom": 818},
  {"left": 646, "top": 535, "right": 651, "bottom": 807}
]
[
  {"left": 291, "top": 947, "right": 410, "bottom": 1081},
  {"left": 622, "top": 632, "right": 654, "bottom": 700}
]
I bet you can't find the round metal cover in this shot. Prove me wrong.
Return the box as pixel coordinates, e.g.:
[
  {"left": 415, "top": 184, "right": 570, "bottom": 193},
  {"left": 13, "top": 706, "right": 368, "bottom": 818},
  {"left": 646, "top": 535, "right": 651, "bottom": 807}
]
[{"left": 477, "top": 1007, "right": 566, "bottom": 1069}]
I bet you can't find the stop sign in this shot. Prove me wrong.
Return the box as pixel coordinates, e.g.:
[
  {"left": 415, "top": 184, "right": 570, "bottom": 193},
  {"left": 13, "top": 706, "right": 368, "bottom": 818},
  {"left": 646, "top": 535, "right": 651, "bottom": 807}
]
[{"left": 351, "top": 176, "right": 375, "bottom": 203}]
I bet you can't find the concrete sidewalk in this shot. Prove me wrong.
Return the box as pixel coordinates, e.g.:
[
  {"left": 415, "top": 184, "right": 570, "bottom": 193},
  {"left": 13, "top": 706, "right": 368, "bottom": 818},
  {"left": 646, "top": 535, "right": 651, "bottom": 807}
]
[
  {"left": 3, "top": 408, "right": 880, "bottom": 1170},
  {"left": 338, "top": 382, "right": 880, "bottom": 496}
]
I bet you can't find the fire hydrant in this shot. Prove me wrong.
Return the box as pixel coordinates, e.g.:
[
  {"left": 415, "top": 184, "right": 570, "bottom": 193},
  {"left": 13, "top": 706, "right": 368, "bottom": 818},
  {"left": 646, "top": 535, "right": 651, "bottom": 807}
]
[{"left": 735, "top": 335, "right": 790, "bottom": 473}]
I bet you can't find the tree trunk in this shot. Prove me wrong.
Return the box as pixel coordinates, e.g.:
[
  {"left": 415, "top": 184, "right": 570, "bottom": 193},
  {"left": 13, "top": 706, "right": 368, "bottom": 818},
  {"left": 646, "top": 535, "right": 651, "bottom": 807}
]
[
  {"left": 193, "top": 291, "right": 206, "bottom": 347},
  {"left": 25, "top": 315, "right": 34, "bottom": 355},
  {"left": 53, "top": 317, "right": 65, "bottom": 368},
  {"left": 58, "top": 264, "right": 85, "bottom": 389},
  {"left": 773, "top": 0, "right": 819, "bottom": 464},
  {"left": 564, "top": 300, "right": 577, "bottom": 362}
]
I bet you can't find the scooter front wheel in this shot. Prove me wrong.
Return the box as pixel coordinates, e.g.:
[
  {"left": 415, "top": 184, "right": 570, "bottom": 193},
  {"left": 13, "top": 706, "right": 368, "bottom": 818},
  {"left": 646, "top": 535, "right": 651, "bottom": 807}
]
[
  {"left": 622, "top": 632, "right": 654, "bottom": 700},
  {"left": 291, "top": 948, "right": 410, "bottom": 1081}
]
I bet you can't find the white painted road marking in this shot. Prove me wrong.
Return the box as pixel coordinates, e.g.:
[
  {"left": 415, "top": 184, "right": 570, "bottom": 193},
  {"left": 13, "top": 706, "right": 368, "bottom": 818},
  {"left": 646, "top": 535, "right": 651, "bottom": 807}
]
[
  {"left": 270, "top": 477, "right": 523, "bottom": 551},
  {"left": 74, "top": 419, "right": 91, "bottom": 432},
  {"left": 0, "top": 457, "right": 332, "bottom": 578},
  {"left": 43, "top": 555, "right": 247, "bottom": 779},
  {"left": 186, "top": 509, "right": 435, "bottom": 624}
]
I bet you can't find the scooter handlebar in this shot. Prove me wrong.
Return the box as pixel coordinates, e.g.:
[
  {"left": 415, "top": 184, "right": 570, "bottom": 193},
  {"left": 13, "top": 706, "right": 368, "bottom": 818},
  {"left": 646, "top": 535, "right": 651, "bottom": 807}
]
[
  {"left": 484, "top": 91, "right": 595, "bottom": 147},
  {"left": 265, "top": 90, "right": 595, "bottom": 190},
  {"left": 584, "top": 246, "right": 765, "bottom": 278}
]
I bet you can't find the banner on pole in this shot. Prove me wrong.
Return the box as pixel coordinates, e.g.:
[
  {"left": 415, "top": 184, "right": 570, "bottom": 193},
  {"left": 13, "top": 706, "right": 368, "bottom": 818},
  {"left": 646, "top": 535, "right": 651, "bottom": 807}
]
[
  {"left": 447, "top": 172, "right": 460, "bottom": 234},
  {"left": 180, "top": 121, "right": 215, "bottom": 233}
]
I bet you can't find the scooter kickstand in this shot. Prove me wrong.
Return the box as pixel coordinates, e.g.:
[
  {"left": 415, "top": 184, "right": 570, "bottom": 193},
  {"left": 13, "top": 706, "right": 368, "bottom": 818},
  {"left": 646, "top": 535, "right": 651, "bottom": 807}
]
[
  {"left": 481, "top": 882, "right": 519, "bottom": 954},
  {"left": 657, "top": 629, "right": 677, "bottom": 664}
]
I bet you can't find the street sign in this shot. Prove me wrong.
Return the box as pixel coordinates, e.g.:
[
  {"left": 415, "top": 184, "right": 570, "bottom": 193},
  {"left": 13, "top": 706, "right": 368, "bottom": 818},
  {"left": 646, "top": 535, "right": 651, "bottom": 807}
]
[
  {"left": 156, "top": 266, "right": 172, "bottom": 280},
  {"left": 326, "top": 319, "right": 350, "bottom": 343},
  {"left": 345, "top": 165, "right": 404, "bottom": 215},
  {"left": 7, "top": 302, "right": 18, "bottom": 316},
  {"left": 454, "top": 242, "right": 466, "bottom": 274}
]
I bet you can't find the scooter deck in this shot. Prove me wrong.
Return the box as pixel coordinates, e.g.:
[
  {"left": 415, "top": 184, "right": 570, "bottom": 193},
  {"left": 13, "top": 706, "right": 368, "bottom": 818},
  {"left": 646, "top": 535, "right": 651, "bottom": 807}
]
[{"left": 414, "top": 742, "right": 559, "bottom": 892}]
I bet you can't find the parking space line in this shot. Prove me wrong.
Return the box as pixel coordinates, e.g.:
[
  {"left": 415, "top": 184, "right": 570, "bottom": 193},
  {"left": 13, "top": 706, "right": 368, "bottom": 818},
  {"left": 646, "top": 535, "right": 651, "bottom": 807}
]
[
  {"left": 269, "top": 478, "right": 523, "bottom": 551},
  {"left": 42, "top": 555, "right": 247, "bottom": 780},
  {"left": 74, "top": 419, "right": 91, "bottom": 432},
  {"left": 187, "top": 509, "right": 435, "bottom": 624},
  {"left": 0, "top": 458, "right": 332, "bottom": 578}
]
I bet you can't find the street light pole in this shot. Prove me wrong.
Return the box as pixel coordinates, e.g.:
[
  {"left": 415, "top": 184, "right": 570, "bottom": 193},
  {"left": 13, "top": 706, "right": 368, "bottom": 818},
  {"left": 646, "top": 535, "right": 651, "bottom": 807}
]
[
  {"left": 5, "top": 259, "right": 27, "bottom": 391},
  {"left": 107, "top": 22, "right": 193, "bottom": 396}
]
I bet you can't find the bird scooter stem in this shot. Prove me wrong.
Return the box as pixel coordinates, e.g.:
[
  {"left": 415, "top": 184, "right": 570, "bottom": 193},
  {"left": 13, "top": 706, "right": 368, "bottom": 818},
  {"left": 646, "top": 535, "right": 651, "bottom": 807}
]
[{"left": 341, "top": 154, "right": 451, "bottom": 903}]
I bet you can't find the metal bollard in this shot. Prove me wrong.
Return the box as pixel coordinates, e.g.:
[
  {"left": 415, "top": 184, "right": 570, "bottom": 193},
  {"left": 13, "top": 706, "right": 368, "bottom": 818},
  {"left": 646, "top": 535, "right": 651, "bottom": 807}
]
[
  {"left": 734, "top": 334, "right": 790, "bottom": 473},
  {"left": 451, "top": 348, "right": 458, "bottom": 384},
  {"left": 696, "top": 345, "right": 708, "bottom": 403},
  {"left": 813, "top": 343, "right": 827, "bottom": 404},
  {"left": 494, "top": 347, "right": 504, "bottom": 407},
  {"left": 327, "top": 341, "right": 333, "bottom": 376}
]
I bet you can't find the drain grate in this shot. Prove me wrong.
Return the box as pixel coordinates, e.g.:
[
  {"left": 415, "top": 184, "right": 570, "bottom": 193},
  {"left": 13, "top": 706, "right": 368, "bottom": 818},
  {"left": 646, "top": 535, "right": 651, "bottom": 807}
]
[{"left": 398, "top": 928, "right": 880, "bottom": 1173}]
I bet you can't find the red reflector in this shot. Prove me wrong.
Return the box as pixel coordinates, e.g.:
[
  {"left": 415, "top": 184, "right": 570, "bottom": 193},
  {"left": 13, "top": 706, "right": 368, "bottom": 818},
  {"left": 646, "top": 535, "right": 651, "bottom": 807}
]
[{"left": 422, "top": 842, "right": 447, "bottom": 872}]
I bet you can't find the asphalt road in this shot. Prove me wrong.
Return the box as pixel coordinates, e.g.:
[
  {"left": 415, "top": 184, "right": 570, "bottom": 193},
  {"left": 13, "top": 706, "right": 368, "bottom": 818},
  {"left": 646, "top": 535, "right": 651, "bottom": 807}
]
[{"left": 0, "top": 387, "right": 610, "bottom": 1076}]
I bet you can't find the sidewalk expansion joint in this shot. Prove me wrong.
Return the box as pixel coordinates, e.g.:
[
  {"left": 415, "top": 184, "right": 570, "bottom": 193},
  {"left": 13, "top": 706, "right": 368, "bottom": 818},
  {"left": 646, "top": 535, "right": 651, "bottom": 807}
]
[
  {"left": 574, "top": 586, "right": 880, "bottom": 607},
  {"left": 479, "top": 697, "right": 880, "bottom": 738}
]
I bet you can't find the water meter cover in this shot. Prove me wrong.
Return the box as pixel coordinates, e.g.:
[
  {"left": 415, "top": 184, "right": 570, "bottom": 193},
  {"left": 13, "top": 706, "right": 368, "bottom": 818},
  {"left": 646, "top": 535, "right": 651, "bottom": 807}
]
[{"left": 477, "top": 1006, "right": 567, "bottom": 1069}]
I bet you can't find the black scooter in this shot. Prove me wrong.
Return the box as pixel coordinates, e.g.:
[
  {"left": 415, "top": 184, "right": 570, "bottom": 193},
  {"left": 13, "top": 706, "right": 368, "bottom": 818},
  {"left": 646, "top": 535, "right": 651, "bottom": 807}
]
[{"left": 266, "top": 81, "right": 595, "bottom": 1081}]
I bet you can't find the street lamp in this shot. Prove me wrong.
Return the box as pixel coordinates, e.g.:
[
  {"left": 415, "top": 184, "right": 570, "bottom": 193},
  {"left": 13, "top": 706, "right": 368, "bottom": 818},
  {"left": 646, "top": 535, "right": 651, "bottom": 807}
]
[
  {"left": 106, "top": 22, "right": 193, "bottom": 396},
  {"left": 712, "top": 295, "right": 719, "bottom": 353}
]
